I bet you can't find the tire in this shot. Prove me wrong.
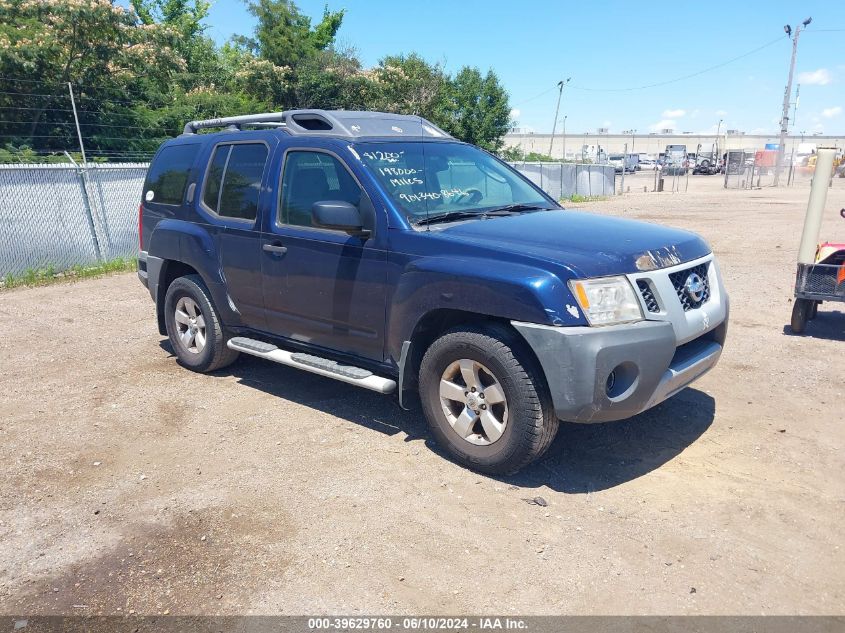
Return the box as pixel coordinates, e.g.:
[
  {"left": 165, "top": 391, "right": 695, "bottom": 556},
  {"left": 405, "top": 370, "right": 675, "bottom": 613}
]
[
  {"left": 418, "top": 324, "right": 559, "bottom": 475},
  {"left": 809, "top": 300, "right": 819, "bottom": 320},
  {"left": 163, "top": 274, "right": 239, "bottom": 372},
  {"left": 790, "top": 298, "right": 811, "bottom": 334}
]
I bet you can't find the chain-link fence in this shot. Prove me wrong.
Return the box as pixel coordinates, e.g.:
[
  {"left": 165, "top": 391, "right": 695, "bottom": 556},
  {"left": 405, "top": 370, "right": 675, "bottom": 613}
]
[
  {"left": 0, "top": 160, "right": 616, "bottom": 278},
  {"left": 509, "top": 162, "right": 616, "bottom": 199},
  {"left": 0, "top": 162, "right": 146, "bottom": 277},
  {"left": 723, "top": 149, "right": 822, "bottom": 189}
]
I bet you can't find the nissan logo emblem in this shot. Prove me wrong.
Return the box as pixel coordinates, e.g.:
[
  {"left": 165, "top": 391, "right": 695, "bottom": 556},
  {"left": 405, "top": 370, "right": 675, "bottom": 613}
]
[{"left": 684, "top": 273, "right": 706, "bottom": 303}]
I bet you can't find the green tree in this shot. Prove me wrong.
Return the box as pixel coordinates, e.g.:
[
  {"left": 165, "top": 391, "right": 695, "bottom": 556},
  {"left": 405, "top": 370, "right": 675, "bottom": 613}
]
[
  {"left": 0, "top": 0, "right": 185, "bottom": 154},
  {"left": 131, "top": 0, "right": 217, "bottom": 78},
  {"left": 291, "top": 47, "right": 378, "bottom": 110},
  {"left": 443, "top": 67, "right": 511, "bottom": 151},
  {"left": 241, "top": 0, "right": 344, "bottom": 68},
  {"left": 371, "top": 54, "right": 449, "bottom": 124}
]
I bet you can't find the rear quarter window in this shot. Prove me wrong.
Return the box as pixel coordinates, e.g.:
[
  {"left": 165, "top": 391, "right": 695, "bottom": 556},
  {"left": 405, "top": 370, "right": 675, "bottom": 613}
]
[{"left": 144, "top": 144, "right": 200, "bottom": 205}]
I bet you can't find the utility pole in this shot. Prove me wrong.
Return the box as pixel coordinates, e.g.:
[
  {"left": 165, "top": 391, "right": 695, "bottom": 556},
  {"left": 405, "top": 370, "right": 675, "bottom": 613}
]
[
  {"left": 548, "top": 78, "right": 570, "bottom": 158},
  {"left": 67, "top": 82, "right": 87, "bottom": 165},
  {"left": 774, "top": 17, "right": 811, "bottom": 186},
  {"left": 67, "top": 83, "right": 103, "bottom": 261},
  {"left": 562, "top": 115, "right": 567, "bottom": 160}
]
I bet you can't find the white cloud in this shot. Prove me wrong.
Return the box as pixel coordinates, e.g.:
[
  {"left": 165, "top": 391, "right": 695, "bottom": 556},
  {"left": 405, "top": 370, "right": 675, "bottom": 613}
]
[
  {"left": 509, "top": 108, "right": 520, "bottom": 120},
  {"left": 602, "top": 120, "right": 611, "bottom": 128},
  {"left": 822, "top": 106, "right": 842, "bottom": 118},
  {"left": 797, "top": 68, "right": 832, "bottom": 85},
  {"left": 662, "top": 109, "right": 686, "bottom": 118},
  {"left": 650, "top": 119, "right": 676, "bottom": 132},
  {"left": 715, "top": 110, "right": 727, "bottom": 116}
]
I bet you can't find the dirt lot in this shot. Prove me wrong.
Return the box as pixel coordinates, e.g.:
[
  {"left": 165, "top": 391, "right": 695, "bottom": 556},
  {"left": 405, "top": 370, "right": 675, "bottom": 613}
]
[{"left": 1, "top": 174, "right": 843, "bottom": 616}]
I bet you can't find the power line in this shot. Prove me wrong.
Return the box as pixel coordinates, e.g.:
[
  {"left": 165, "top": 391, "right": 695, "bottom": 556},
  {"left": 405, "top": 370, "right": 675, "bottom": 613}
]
[
  {"left": 0, "top": 133, "right": 168, "bottom": 141},
  {"left": 0, "top": 89, "right": 70, "bottom": 99},
  {"left": 568, "top": 35, "right": 786, "bottom": 92},
  {"left": 511, "top": 84, "right": 561, "bottom": 108}
]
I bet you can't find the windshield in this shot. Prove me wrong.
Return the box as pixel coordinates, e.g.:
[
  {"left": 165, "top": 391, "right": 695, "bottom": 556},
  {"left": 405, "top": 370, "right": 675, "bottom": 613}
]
[{"left": 352, "top": 141, "right": 553, "bottom": 222}]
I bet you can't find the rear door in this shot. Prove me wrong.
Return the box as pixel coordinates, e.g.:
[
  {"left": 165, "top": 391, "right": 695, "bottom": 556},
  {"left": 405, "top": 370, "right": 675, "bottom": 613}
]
[
  {"left": 260, "top": 145, "right": 387, "bottom": 361},
  {"left": 197, "top": 140, "right": 271, "bottom": 329}
]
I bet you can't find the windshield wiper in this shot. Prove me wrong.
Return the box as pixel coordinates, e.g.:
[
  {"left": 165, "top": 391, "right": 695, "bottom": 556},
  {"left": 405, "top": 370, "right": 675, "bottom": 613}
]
[
  {"left": 414, "top": 210, "right": 487, "bottom": 226},
  {"left": 413, "top": 204, "right": 552, "bottom": 227},
  {"left": 483, "top": 203, "right": 552, "bottom": 216}
]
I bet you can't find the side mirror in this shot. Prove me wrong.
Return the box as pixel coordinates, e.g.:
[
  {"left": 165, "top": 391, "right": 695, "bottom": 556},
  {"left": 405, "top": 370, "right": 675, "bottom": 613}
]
[{"left": 311, "top": 200, "right": 367, "bottom": 235}]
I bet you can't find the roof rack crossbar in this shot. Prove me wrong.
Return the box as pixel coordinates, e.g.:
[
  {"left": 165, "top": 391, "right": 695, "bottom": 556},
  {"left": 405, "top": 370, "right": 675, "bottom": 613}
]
[
  {"left": 183, "top": 112, "right": 288, "bottom": 135},
  {"left": 182, "top": 109, "right": 454, "bottom": 140}
]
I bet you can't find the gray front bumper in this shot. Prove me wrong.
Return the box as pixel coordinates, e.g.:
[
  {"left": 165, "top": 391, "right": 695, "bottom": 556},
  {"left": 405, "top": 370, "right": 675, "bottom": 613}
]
[{"left": 512, "top": 318, "right": 726, "bottom": 423}]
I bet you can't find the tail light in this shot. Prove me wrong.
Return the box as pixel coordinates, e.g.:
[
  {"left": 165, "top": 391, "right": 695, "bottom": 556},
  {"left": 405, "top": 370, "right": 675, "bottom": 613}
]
[{"left": 138, "top": 203, "right": 143, "bottom": 250}]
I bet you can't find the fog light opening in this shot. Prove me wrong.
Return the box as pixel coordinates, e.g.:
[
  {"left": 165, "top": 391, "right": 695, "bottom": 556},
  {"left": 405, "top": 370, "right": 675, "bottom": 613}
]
[
  {"left": 606, "top": 371, "right": 616, "bottom": 394},
  {"left": 605, "top": 361, "right": 639, "bottom": 400}
]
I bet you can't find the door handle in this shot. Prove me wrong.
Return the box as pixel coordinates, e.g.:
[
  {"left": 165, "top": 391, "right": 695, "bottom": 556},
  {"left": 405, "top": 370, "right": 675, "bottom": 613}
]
[{"left": 263, "top": 243, "right": 287, "bottom": 255}]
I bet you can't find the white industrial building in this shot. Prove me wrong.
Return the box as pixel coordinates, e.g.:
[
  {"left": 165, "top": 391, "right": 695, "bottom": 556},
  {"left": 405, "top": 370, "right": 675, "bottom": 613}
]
[{"left": 504, "top": 131, "right": 844, "bottom": 160}]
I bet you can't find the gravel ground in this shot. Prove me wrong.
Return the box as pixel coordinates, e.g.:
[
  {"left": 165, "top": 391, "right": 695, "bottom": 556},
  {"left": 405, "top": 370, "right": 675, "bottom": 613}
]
[{"left": 1, "top": 174, "right": 843, "bottom": 616}]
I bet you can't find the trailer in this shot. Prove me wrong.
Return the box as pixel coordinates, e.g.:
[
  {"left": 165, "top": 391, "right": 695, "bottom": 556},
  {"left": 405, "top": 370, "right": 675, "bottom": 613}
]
[{"left": 790, "top": 147, "right": 845, "bottom": 333}]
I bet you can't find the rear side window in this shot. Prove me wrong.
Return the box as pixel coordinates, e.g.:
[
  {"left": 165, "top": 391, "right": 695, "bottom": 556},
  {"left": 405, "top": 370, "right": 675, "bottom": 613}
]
[
  {"left": 201, "top": 142, "right": 268, "bottom": 221},
  {"left": 144, "top": 144, "right": 199, "bottom": 205}
]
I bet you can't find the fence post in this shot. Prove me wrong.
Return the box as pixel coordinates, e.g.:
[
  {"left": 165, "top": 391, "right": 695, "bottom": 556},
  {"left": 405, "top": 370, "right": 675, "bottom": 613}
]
[
  {"left": 559, "top": 162, "right": 564, "bottom": 202},
  {"left": 64, "top": 151, "right": 103, "bottom": 262},
  {"left": 620, "top": 143, "right": 626, "bottom": 195}
]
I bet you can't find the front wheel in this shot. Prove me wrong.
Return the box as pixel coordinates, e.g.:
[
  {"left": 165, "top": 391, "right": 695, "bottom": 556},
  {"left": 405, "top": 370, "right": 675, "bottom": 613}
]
[
  {"left": 164, "top": 274, "right": 239, "bottom": 372},
  {"left": 418, "top": 324, "right": 559, "bottom": 475},
  {"left": 790, "top": 298, "right": 812, "bottom": 334}
]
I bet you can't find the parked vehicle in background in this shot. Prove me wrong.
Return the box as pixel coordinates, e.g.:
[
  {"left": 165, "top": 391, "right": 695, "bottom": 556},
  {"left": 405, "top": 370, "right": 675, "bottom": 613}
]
[
  {"left": 662, "top": 144, "right": 688, "bottom": 175},
  {"left": 137, "top": 109, "right": 729, "bottom": 475},
  {"left": 694, "top": 152, "right": 720, "bottom": 175},
  {"left": 638, "top": 158, "right": 657, "bottom": 170},
  {"left": 608, "top": 153, "right": 626, "bottom": 173}
]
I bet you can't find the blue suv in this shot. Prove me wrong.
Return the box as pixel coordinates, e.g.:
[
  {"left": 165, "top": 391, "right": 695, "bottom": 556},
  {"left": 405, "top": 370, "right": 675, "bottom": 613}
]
[{"left": 138, "top": 110, "right": 728, "bottom": 474}]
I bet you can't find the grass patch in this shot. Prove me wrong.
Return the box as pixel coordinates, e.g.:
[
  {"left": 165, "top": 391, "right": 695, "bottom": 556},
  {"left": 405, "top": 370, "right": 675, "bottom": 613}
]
[
  {"left": 1, "top": 257, "right": 137, "bottom": 290},
  {"left": 563, "top": 194, "right": 608, "bottom": 204}
]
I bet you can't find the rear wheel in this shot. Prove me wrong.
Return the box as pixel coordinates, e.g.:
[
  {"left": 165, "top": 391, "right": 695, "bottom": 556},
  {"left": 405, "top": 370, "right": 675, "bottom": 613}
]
[
  {"left": 790, "top": 298, "right": 812, "bottom": 334},
  {"left": 418, "top": 324, "right": 559, "bottom": 475},
  {"left": 164, "top": 274, "right": 239, "bottom": 372}
]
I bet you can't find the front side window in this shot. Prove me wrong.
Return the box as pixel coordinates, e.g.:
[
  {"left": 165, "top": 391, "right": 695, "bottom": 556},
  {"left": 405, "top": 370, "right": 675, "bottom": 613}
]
[
  {"left": 144, "top": 143, "right": 199, "bottom": 205},
  {"left": 201, "top": 143, "right": 268, "bottom": 221},
  {"left": 279, "top": 151, "right": 362, "bottom": 227},
  {"left": 353, "top": 141, "right": 552, "bottom": 222}
]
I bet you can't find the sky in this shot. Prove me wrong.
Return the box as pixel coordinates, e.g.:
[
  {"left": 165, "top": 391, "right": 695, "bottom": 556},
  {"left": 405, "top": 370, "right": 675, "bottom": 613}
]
[{"left": 203, "top": 0, "right": 845, "bottom": 136}]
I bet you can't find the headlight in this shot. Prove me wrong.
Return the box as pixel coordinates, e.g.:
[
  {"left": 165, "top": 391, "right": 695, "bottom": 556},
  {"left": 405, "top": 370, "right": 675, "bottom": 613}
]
[{"left": 568, "top": 276, "right": 643, "bottom": 326}]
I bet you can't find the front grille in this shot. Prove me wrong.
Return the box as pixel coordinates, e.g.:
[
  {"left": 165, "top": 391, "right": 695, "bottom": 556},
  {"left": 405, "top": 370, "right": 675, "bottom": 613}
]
[
  {"left": 668, "top": 263, "right": 711, "bottom": 311},
  {"left": 636, "top": 279, "right": 660, "bottom": 312}
]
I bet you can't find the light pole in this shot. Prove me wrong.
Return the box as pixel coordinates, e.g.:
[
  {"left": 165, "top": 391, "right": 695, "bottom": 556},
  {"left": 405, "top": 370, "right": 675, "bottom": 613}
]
[
  {"left": 549, "top": 78, "right": 570, "bottom": 158},
  {"left": 623, "top": 129, "right": 637, "bottom": 155},
  {"left": 774, "top": 17, "right": 812, "bottom": 186},
  {"left": 715, "top": 119, "right": 722, "bottom": 147}
]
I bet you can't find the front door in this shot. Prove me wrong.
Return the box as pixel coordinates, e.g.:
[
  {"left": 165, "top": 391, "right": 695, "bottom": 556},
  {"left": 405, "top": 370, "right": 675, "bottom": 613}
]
[{"left": 261, "top": 149, "right": 387, "bottom": 362}]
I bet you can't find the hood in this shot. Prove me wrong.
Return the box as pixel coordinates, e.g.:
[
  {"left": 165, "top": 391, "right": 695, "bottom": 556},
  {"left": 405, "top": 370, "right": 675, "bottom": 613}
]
[{"left": 435, "top": 209, "right": 711, "bottom": 277}]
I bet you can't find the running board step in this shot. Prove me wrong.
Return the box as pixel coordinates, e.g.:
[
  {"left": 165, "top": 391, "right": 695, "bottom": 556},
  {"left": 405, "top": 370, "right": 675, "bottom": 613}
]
[{"left": 227, "top": 337, "right": 396, "bottom": 394}]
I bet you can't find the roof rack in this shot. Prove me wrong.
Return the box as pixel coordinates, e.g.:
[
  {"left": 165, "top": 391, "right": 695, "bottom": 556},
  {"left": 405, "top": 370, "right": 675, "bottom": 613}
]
[{"left": 182, "top": 109, "right": 453, "bottom": 140}]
